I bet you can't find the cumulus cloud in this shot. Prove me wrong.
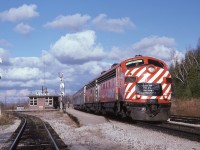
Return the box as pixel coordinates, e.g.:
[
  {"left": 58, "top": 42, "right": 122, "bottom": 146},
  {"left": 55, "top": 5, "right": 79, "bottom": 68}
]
[
  {"left": 14, "top": 23, "right": 34, "bottom": 35},
  {"left": 11, "top": 57, "right": 41, "bottom": 67},
  {"left": 5, "top": 89, "right": 30, "bottom": 97},
  {"left": 131, "top": 36, "right": 179, "bottom": 61},
  {"left": 5, "top": 67, "right": 41, "bottom": 81},
  {"left": 0, "top": 48, "right": 11, "bottom": 65},
  {"left": 44, "top": 13, "right": 91, "bottom": 31},
  {"left": 108, "top": 46, "right": 129, "bottom": 62},
  {"left": 0, "top": 4, "right": 39, "bottom": 22},
  {"left": 132, "top": 36, "right": 176, "bottom": 50},
  {"left": 108, "top": 36, "right": 184, "bottom": 66},
  {"left": 51, "top": 30, "right": 105, "bottom": 64},
  {"left": 0, "top": 33, "right": 185, "bottom": 103},
  {"left": 79, "top": 61, "right": 110, "bottom": 76},
  {"left": 92, "top": 14, "right": 135, "bottom": 33}
]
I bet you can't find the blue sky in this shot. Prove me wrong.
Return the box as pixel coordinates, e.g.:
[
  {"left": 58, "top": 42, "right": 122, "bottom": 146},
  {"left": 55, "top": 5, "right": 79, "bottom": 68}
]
[{"left": 0, "top": 1, "right": 200, "bottom": 103}]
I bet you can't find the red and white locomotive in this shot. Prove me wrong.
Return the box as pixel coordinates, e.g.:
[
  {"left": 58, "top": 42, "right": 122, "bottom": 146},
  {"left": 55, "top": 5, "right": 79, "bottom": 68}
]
[{"left": 73, "top": 55, "right": 172, "bottom": 121}]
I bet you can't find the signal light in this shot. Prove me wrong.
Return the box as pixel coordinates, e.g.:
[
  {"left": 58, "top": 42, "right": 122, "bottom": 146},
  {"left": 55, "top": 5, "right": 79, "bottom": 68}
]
[
  {"left": 136, "top": 94, "right": 141, "bottom": 99},
  {"left": 164, "top": 95, "right": 168, "bottom": 100},
  {"left": 148, "top": 65, "right": 155, "bottom": 73}
]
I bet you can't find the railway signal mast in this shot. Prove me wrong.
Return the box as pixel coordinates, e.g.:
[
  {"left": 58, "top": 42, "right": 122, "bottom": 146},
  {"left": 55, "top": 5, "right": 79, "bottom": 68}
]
[{"left": 58, "top": 72, "right": 64, "bottom": 110}]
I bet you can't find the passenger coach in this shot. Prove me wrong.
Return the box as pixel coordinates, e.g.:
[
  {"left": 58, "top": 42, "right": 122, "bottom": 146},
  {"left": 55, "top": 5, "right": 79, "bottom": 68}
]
[{"left": 73, "top": 55, "right": 172, "bottom": 121}]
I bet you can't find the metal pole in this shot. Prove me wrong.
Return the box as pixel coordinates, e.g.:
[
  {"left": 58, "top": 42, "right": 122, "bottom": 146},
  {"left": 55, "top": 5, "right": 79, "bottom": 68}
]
[{"left": 58, "top": 72, "right": 64, "bottom": 110}]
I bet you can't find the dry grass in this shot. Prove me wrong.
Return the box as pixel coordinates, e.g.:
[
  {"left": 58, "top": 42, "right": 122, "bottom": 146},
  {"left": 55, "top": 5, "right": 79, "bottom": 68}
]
[
  {"left": 0, "top": 113, "right": 15, "bottom": 125},
  {"left": 171, "top": 99, "right": 200, "bottom": 117}
]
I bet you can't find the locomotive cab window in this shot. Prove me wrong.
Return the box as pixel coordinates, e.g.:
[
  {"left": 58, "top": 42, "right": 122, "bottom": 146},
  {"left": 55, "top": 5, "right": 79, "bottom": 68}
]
[
  {"left": 148, "top": 59, "right": 164, "bottom": 68},
  {"left": 126, "top": 59, "right": 144, "bottom": 68}
]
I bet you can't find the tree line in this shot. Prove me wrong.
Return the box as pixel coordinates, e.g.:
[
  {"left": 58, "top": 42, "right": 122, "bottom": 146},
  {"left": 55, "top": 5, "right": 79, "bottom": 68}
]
[{"left": 169, "top": 39, "right": 200, "bottom": 99}]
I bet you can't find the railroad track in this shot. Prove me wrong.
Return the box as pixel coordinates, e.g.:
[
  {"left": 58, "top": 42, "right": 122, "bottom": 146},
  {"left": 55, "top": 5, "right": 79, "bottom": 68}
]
[
  {"left": 170, "top": 115, "right": 200, "bottom": 124},
  {"left": 137, "top": 121, "right": 200, "bottom": 142},
  {"left": 104, "top": 115, "right": 200, "bottom": 142},
  {"left": 5, "top": 113, "right": 68, "bottom": 150}
]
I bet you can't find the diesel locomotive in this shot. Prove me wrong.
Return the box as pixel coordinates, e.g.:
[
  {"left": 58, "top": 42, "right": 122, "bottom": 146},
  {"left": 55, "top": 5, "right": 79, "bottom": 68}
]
[{"left": 73, "top": 55, "right": 172, "bottom": 121}]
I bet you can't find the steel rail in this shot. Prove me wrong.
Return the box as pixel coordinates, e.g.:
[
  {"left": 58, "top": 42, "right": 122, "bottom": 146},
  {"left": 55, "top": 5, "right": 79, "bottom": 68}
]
[
  {"left": 170, "top": 115, "right": 200, "bottom": 124},
  {"left": 9, "top": 117, "right": 27, "bottom": 150},
  {"left": 9, "top": 116, "right": 59, "bottom": 150},
  {"left": 43, "top": 121, "right": 59, "bottom": 150},
  {"left": 104, "top": 115, "right": 200, "bottom": 142}
]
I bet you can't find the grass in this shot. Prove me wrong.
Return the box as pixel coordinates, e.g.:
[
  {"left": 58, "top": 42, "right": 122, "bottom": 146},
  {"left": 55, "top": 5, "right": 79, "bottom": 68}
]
[
  {"left": 171, "top": 99, "right": 200, "bottom": 117},
  {"left": 0, "top": 113, "right": 15, "bottom": 125}
]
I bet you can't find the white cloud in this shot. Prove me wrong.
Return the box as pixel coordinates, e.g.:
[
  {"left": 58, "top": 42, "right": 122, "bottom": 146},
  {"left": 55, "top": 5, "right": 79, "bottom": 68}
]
[
  {"left": 0, "top": 34, "right": 185, "bottom": 103},
  {"left": 11, "top": 57, "right": 41, "bottom": 67},
  {"left": 20, "top": 80, "right": 42, "bottom": 87},
  {"left": 4, "top": 89, "right": 30, "bottom": 97},
  {"left": 131, "top": 36, "right": 179, "bottom": 61},
  {"left": 0, "top": 80, "right": 24, "bottom": 88},
  {"left": 0, "top": 48, "right": 11, "bottom": 65},
  {"left": 5, "top": 67, "right": 41, "bottom": 81},
  {"left": 132, "top": 36, "right": 176, "bottom": 50},
  {"left": 44, "top": 13, "right": 91, "bottom": 31},
  {"left": 0, "top": 4, "right": 39, "bottom": 22},
  {"left": 14, "top": 23, "right": 34, "bottom": 35},
  {"left": 108, "top": 46, "right": 128, "bottom": 62},
  {"left": 92, "top": 14, "right": 135, "bottom": 33},
  {"left": 79, "top": 61, "right": 110, "bottom": 76},
  {"left": 0, "top": 89, "right": 31, "bottom": 103},
  {"left": 51, "top": 30, "right": 105, "bottom": 64},
  {"left": 108, "top": 36, "right": 184, "bottom": 66}
]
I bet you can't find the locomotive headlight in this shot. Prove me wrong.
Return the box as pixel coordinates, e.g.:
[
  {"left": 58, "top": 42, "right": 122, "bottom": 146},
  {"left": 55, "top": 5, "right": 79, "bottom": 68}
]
[
  {"left": 164, "top": 95, "right": 168, "bottom": 100},
  {"left": 148, "top": 66, "right": 155, "bottom": 73},
  {"left": 136, "top": 94, "right": 141, "bottom": 99}
]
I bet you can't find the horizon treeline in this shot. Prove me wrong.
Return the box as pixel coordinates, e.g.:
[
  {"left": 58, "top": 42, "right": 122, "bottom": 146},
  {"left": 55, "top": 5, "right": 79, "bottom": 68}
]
[{"left": 169, "top": 39, "right": 200, "bottom": 99}]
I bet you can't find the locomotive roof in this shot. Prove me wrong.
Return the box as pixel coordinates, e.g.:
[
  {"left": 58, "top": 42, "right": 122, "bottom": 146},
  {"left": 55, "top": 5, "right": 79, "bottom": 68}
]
[
  {"left": 85, "top": 55, "right": 167, "bottom": 87},
  {"left": 123, "top": 55, "right": 165, "bottom": 64}
]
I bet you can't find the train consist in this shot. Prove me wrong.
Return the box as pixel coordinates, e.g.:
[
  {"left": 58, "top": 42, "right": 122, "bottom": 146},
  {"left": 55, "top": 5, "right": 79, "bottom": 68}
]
[{"left": 73, "top": 55, "right": 172, "bottom": 121}]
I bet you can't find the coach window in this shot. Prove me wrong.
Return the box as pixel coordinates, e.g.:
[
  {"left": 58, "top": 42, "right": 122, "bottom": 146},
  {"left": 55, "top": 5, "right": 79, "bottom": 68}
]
[{"left": 126, "top": 59, "right": 144, "bottom": 68}]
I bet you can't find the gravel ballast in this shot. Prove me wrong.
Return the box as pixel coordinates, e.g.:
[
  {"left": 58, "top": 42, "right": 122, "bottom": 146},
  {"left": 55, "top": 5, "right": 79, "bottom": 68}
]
[
  {"left": 0, "top": 109, "right": 199, "bottom": 150},
  {"left": 38, "top": 109, "right": 200, "bottom": 150}
]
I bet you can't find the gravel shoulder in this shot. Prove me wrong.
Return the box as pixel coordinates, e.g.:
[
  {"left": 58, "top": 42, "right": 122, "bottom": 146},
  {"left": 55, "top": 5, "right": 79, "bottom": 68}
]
[
  {"left": 1, "top": 109, "right": 200, "bottom": 150},
  {"left": 0, "top": 118, "right": 21, "bottom": 149},
  {"left": 38, "top": 109, "right": 200, "bottom": 150}
]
